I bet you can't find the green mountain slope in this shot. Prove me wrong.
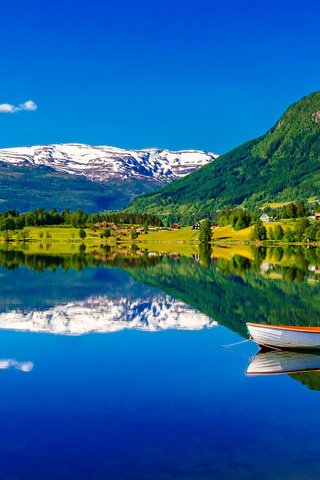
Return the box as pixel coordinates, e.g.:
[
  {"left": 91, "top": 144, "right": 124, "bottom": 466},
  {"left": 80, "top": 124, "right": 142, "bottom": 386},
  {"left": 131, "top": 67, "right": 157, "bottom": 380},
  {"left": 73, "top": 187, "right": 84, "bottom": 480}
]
[
  {"left": 127, "top": 92, "right": 320, "bottom": 223},
  {"left": 0, "top": 163, "right": 156, "bottom": 213}
]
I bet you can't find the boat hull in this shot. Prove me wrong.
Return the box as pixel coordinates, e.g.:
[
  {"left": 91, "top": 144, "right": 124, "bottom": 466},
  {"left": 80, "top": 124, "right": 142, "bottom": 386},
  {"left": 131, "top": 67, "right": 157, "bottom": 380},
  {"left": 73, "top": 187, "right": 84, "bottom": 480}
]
[{"left": 247, "top": 323, "right": 320, "bottom": 350}]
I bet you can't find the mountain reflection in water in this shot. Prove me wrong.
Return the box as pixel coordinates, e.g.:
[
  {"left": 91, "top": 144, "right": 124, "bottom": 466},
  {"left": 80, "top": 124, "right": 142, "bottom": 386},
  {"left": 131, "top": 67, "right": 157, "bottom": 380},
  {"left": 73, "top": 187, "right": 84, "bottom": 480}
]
[
  {"left": 0, "top": 247, "right": 320, "bottom": 478},
  {"left": 0, "top": 295, "right": 217, "bottom": 335},
  {"left": 0, "top": 246, "right": 319, "bottom": 338}
]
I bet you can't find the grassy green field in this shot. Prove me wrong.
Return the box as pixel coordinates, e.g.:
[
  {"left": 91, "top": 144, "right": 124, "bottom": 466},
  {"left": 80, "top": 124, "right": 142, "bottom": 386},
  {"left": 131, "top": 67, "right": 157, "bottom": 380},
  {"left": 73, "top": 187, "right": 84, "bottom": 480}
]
[
  {"left": 261, "top": 202, "right": 291, "bottom": 209},
  {"left": 0, "top": 226, "right": 113, "bottom": 255},
  {"left": 0, "top": 219, "right": 313, "bottom": 257},
  {"left": 212, "top": 225, "right": 253, "bottom": 241},
  {"left": 139, "top": 227, "right": 198, "bottom": 243},
  {"left": 0, "top": 225, "right": 199, "bottom": 256},
  {"left": 136, "top": 228, "right": 198, "bottom": 255},
  {"left": 212, "top": 221, "right": 295, "bottom": 242},
  {"left": 0, "top": 225, "right": 318, "bottom": 276}
]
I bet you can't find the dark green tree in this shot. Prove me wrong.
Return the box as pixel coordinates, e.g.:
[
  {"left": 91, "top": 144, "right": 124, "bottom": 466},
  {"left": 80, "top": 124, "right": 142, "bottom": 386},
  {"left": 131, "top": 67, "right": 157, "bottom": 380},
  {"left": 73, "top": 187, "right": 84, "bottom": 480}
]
[
  {"left": 79, "top": 228, "right": 86, "bottom": 240},
  {"left": 101, "top": 228, "right": 111, "bottom": 238},
  {"left": 268, "top": 227, "right": 275, "bottom": 241},
  {"left": 0, "top": 217, "right": 16, "bottom": 231},
  {"left": 130, "top": 227, "right": 139, "bottom": 240},
  {"left": 18, "top": 229, "right": 30, "bottom": 243},
  {"left": 199, "top": 219, "right": 212, "bottom": 244},
  {"left": 218, "top": 208, "right": 232, "bottom": 227},
  {"left": 283, "top": 229, "right": 296, "bottom": 243},
  {"left": 143, "top": 222, "right": 149, "bottom": 234},
  {"left": 79, "top": 243, "right": 86, "bottom": 254},
  {"left": 199, "top": 244, "right": 212, "bottom": 267},
  {"left": 283, "top": 203, "right": 298, "bottom": 219},
  {"left": 295, "top": 218, "right": 310, "bottom": 239},
  {"left": 251, "top": 220, "right": 267, "bottom": 241},
  {"left": 230, "top": 210, "right": 251, "bottom": 231},
  {"left": 296, "top": 202, "right": 307, "bottom": 218},
  {"left": 273, "top": 224, "right": 284, "bottom": 240}
]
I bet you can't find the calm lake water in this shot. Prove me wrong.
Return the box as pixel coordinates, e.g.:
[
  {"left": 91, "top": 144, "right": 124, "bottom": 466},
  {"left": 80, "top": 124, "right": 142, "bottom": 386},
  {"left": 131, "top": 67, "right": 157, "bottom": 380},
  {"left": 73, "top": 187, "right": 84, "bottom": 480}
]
[{"left": 1, "top": 246, "right": 320, "bottom": 479}]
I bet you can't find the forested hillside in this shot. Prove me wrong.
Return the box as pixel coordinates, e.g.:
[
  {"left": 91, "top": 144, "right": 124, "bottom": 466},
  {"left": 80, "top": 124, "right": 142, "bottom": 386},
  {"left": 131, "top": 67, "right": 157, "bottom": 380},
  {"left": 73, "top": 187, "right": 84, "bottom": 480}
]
[{"left": 127, "top": 92, "right": 320, "bottom": 224}]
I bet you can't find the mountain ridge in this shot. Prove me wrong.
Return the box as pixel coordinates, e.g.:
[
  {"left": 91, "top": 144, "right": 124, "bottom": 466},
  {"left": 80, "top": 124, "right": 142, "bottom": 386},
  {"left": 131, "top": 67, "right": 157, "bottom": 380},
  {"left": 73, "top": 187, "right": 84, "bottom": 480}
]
[
  {"left": 0, "top": 143, "right": 217, "bottom": 212},
  {"left": 0, "top": 143, "right": 217, "bottom": 183}
]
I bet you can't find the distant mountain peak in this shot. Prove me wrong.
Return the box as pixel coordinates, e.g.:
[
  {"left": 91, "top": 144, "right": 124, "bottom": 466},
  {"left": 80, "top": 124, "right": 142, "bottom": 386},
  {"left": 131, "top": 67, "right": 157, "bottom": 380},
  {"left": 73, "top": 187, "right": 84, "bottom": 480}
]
[
  {"left": 0, "top": 143, "right": 218, "bottom": 184},
  {"left": 0, "top": 142, "right": 218, "bottom": 211}
]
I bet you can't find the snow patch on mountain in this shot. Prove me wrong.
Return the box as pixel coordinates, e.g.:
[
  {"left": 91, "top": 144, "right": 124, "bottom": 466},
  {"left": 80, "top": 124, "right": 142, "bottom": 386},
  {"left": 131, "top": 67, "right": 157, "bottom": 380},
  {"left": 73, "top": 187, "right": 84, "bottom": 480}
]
[
  {"left": 0, "top": 143, "right": 218, "bottom": 184},
  {"left": 0, "top": 295, "right": 217, "bottom": 335}
]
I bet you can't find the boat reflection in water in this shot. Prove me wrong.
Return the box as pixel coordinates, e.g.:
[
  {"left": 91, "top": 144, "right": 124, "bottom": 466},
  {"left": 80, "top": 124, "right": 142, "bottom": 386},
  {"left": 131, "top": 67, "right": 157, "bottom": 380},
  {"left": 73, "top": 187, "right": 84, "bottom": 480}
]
[
  {"left": 247, "top": 349, "right": 320, "bottom": 376},
  {"left": 247, "top": 349, "right": 320, "bottom": 391}
]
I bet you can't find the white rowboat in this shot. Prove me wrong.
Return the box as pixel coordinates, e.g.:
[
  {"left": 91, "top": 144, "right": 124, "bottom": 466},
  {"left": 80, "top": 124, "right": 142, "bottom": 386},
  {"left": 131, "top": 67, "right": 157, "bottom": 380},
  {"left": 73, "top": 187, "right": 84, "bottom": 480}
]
[{"left": 247, "top": 322, "right": 320, "bottom": 350}]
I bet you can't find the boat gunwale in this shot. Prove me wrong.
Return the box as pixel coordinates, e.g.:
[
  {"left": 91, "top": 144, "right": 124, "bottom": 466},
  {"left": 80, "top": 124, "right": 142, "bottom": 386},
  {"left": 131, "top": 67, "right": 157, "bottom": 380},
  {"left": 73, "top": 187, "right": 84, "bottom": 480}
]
[{"left": 247, "top": 322, "right": 320, "bottom": 333}]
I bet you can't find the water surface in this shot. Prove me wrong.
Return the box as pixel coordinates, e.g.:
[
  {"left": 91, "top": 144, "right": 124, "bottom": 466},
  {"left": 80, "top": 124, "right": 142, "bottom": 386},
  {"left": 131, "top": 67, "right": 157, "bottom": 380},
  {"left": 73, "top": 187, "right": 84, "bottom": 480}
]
[{"left": 1, "top": 246, "right": 320, "bottom": 479}]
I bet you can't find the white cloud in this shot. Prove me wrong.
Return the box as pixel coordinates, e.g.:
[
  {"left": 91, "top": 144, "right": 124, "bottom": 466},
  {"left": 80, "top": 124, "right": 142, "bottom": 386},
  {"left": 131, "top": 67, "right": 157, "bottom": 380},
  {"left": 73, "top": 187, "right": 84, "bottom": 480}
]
[
  {"left": 0, "top": 99, "right": 38, "bottom": 113},
  {"left": 0, "top": 103, "right": 17, "bottom": 113},
  {"left": 19, "top": 100, "right": 37, "bottom": 111}
]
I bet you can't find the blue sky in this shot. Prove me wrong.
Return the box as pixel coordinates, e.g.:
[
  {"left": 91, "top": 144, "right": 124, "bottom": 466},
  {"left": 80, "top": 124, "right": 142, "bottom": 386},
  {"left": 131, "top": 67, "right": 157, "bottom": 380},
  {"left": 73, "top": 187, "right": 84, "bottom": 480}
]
[{"left": 0, "top": 0, "right": 319, "bottom": 153}]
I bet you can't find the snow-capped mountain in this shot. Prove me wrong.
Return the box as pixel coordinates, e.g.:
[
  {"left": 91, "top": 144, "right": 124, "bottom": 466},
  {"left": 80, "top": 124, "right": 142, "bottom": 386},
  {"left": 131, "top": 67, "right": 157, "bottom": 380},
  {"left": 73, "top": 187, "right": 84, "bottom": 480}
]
[
  {"left": 0, "top": 143, "right": 218, "bottom": 184},
  {"left": 0, "top": 295, "right": 217, "bottom": 335}
]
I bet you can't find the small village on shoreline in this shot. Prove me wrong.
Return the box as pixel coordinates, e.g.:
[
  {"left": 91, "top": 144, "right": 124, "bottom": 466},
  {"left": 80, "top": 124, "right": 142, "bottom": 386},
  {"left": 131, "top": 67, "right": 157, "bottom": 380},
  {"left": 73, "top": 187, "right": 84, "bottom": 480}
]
[{"left": 0, "top": 200, "right": 319, "bottom": 254}]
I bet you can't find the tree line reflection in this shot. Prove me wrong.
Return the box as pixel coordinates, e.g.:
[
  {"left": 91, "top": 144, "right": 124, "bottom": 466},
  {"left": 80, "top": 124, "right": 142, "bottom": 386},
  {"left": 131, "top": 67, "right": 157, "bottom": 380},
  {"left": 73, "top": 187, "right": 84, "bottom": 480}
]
[
  {"left": 0, "top": 247, "right": 163, "bottom": 272},
  {"left": 0, "top": 245, "right": 319, "bottom": 281}
]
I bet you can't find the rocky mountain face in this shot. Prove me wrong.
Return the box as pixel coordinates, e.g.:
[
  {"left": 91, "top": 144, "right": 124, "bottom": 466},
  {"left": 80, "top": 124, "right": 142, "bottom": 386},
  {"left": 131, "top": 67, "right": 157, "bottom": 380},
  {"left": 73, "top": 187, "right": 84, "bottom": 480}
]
[
  {"left": 0, "top": 143, "right": 217, "bottom": 212},
  {"left": 0, "top": 143, "right": 217, "bottom": 183}
]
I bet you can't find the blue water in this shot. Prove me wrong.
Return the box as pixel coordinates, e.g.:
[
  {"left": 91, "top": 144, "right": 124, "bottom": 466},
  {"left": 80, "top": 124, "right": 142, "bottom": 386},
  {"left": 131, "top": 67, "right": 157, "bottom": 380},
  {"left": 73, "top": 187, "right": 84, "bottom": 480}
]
[
  {"left": 0, "top": 253, "right": 320, "bottom": 479},
  {"left": 1, "top": 328, "right": 320, "bottom": 479}
]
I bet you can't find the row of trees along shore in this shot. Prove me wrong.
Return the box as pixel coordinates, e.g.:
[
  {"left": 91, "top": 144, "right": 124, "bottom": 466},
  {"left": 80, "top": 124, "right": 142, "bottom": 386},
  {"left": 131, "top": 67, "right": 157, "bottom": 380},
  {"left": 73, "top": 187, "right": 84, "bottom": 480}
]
[
  {"left": 0, "top": 202, "right": 319, "bottom": 243},
  {"left": 217, "top": 202, "right": 316, "bottom": 230},
  {"left": 196, "top": 202, "right": 320, "bottom": 244},
  {"left": 251, "top": 218, "right": 320, "bottom": 242},
  {"left": 0, "top": 208, "right": 163, "bottom": 231},
  {"left": 197, "top": 216, "right": 320, "bottom": 244}
]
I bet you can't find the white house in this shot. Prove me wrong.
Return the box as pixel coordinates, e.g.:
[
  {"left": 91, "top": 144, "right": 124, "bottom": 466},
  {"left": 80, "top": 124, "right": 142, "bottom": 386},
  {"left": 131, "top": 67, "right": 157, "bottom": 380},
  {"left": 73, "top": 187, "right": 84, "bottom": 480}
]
[
  {"left": 260, "top": 214, "right": 273, "bottom": 222},
  {"left": 308, "top": 214, "right": 320, "bottom": 221}
]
